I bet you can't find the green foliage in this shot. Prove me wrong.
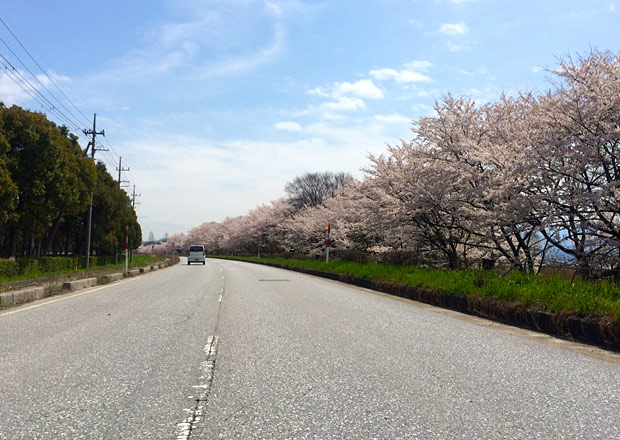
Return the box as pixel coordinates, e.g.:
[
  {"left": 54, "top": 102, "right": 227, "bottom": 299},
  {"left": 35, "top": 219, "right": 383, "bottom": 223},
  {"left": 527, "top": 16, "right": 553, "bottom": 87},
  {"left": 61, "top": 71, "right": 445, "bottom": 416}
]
[
  {"left": 0, "top": 116, "right": 18, "bottom": 229},
  {"left": 0, "top": 103, "right": 141, "bottom": 260},
  {"left": 225, "top": 256, "right": 620, "bottom": 321},
  {"left": 90, "top": 162, "right": 141, "bottom": 255}
]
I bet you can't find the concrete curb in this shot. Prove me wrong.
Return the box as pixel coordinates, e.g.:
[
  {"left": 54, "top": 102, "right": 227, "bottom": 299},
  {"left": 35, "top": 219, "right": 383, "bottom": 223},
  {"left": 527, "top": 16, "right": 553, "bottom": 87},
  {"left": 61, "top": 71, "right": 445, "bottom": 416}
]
[
  {"left": 0, "top": 286, "right": 46, "bottom": 306},
  {"left": 0, "top": 259, "right": 178, "bottom": 308},
  {"left": 103, "top": 273, "right": 123, "bottom": 283},
  {"left": 62, "top": 277, "right": 97, "bottom": 291}
]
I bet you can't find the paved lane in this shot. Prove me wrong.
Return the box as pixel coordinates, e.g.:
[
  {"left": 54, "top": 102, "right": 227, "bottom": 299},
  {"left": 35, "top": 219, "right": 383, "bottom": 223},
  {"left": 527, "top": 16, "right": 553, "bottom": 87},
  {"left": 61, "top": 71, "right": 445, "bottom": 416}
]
[
  {"left": 0, "top": 260, "right": 222, "bottom": 439},
  {"left": 2, "top": 258, "right": 619, "bottom": 439},
  {"left": 197, "top": 259, "right": 620, "bottom": 439}
]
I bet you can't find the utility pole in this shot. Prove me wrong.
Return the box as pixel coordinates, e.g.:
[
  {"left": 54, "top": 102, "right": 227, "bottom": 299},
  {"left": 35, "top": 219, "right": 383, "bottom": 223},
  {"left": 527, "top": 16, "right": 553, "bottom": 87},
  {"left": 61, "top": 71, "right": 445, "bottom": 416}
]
[
  {"left": 130, "top": 185, "right": 141, "bottom": 264},
  {"left": 131, "top": 185, "right": 141, "bottom": 209},
  {"left": 116, "top": 156, "right": 130, "bottom": 189},
  {"left": 82, "top": 113, "right": 105, "bottom": 269}
]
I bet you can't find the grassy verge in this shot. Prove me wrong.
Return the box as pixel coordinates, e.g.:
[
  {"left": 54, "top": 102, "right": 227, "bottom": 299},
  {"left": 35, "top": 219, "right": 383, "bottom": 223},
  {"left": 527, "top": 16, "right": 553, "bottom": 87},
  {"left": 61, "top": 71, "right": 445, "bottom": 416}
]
[
  {"left": 217, "top": 256, "right": 620, "bottom": 322},
  {"left": 0, "top": 254, "right": 164, "bottom": 286}
]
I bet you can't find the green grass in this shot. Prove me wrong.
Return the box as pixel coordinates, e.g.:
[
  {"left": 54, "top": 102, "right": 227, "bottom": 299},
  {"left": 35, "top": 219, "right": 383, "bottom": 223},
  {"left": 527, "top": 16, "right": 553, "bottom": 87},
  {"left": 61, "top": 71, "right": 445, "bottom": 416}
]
[
  {"left": 0, "top": 254, "right": 164, "bottom": 285},
  {"left": 217, "top": 256, "right": 620, "bottom": 321}
]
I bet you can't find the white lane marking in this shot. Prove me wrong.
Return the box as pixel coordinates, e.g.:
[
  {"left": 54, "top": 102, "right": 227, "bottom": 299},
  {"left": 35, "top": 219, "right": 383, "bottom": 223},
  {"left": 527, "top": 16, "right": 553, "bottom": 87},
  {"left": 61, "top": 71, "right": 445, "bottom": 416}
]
[
  {"left": 0, "top": 278, "right": 140, "bottom": 317},
  {"left": 218, "top": 295, "right": 223, "bottom": 302},
  {"left": 176, "top": 336, "right": 218, "bottom": 440}
]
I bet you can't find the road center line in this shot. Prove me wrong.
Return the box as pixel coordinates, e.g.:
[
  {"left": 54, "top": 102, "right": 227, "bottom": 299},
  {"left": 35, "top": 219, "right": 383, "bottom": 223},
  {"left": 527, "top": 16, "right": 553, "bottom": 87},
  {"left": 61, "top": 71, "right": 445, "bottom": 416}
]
[
  {"left": 176, "top": 335, "right": 219, "bottom": 440},
  {"left": 0, "top": 277, "right": 140, "bottom": 317}
]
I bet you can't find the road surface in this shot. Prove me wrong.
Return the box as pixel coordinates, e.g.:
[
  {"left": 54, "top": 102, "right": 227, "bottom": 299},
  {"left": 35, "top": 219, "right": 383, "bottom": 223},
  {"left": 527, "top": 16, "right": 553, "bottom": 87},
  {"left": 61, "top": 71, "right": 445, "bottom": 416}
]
[{"left": 1, "top": 258, "right": 619, "bottom": 439}]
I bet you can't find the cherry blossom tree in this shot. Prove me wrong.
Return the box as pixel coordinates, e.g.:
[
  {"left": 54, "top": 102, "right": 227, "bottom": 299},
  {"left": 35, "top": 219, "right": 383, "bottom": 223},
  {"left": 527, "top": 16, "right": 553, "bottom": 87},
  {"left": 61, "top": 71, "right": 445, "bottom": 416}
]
[
  {"left": 527, "top": 51, "right": 620, "bottom": 275},
  {"left": 412, "top": 93, "right": 547, "bottom": 272},
  {"left": 365, "top": 139, "right": 473, "bottom": 269},
  {"left": 173, "top": 50, "right": 620, "bottom": 277}
]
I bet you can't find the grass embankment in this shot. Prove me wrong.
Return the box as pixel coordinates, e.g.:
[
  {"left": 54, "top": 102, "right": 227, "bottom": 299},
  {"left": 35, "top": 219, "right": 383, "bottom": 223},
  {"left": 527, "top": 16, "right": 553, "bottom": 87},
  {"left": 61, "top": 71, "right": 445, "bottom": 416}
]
[
  {"left": 0, "top": 254, "right": 164, "bottom": 286},
  {"left": 219, "top": 256, "right": 620, "bottom": 322}
]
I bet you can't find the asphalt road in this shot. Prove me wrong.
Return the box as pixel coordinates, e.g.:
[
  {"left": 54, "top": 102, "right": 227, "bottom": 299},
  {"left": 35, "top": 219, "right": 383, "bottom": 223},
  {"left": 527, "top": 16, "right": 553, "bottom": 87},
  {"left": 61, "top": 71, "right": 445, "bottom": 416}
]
[{"left": 1, "top": 258, "right": 619, "bottom": 439}]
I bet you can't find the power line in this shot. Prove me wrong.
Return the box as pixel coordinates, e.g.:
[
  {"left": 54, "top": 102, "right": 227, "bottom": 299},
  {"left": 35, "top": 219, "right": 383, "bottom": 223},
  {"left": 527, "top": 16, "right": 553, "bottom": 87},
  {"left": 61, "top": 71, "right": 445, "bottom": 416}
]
[
  {"left": 0, "top": 15, "right": 141, "bottom": 217},
  {"left": 0, "top": 32, "right": 87, "bottom": 130},
  {"left": 0, "top": 52, "right": 81, "bottom": 132},
  {"left": 0, "top": 16, "right": 91, "bottom": 126},
  {"left": 0, "top": 59, "right": 50, "bottom": 110}
]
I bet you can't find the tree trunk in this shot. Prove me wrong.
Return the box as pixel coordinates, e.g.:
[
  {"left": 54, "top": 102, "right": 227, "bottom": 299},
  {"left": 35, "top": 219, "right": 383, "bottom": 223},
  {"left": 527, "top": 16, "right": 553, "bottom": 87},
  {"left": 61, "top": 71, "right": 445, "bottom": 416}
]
[
  {"left": 8, "top": 227, "right": 17, "bottom": 258},
  {"left": 43, "top": 215, "right": 63, "bottom": 256}
]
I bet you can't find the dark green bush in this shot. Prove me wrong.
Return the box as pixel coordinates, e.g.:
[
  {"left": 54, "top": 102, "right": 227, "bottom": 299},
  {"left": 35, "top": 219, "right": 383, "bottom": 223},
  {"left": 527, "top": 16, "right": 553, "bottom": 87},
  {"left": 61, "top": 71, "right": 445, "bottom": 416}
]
[{"left": 0, "top": 259, "right": 20, "bottom": 278}]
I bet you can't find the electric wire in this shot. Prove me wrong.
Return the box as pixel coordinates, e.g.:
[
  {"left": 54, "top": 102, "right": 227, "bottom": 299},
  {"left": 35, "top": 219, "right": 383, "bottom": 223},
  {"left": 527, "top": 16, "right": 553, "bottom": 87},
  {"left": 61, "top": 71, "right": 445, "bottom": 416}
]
[
  {"left": 0, "top": 55, "right": 79, "bottom": 132},
  {"left": 0, "top": 15, "right": 140, "bottom": 207},
  {"left": 0, "top": 16, "right": 91, "bottom": 126},
  {"left": 0, "top": 34, "right": 86, "bottom": 130}
]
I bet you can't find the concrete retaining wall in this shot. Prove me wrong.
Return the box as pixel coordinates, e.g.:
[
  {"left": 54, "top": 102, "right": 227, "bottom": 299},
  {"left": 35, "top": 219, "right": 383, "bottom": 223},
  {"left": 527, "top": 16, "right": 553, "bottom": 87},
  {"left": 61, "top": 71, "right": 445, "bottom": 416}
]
[
  {"left": 139, "top": 266, "right": 151, "bottom": 274},
  {"left": 128, "top": 269, "right": 140, "bottom": 277}
]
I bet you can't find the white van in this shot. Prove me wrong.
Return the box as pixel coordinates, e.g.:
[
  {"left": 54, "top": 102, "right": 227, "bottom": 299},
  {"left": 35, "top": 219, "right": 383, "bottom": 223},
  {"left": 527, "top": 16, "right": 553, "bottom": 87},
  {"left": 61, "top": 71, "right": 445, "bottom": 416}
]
[{"left": 187, "top": 245, "right": 206, "bottom": 265}]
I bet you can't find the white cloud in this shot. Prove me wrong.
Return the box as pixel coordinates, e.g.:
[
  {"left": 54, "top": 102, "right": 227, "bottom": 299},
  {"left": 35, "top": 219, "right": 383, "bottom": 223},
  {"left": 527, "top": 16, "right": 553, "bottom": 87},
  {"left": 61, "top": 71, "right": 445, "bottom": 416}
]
[
  {"left": 334, "top": 79, "right": 383, "bottom": 99},
  {"left": 373, "top": 113, "right": 411, "bottom": 124},
  {"left": 86, "top": 2, "right": 286, "bottom": 85},
  {"left": 447, "top": 41, "right": 468, "bottom": 52},
  {"left": 274, "top": 121, "right": 302, "bottom": 131},
  {"left": 369, "top": 68, "right": 432, "bottom": 83},
  {"left": 403, "top": 60, "right": 433, "bottom": 71},
  {"left": 369, "top": 68, "right": 398, "bottom": 81},
  {"left": 36, "top": 70, "right": 72, "bottom": 88},
  {"left": 321, "top": 97, "right": 366, "bottom": 112},
  {"left": 191, "top": 23, "right": 286, "bottom": 79},
  {"left": 307, "top": 87, "right": 330, "bottom": 98},
  {"left": 306, "top": 78, "right": 383, "bottom": 115},
  {"left": 0, "top": 71, "right": 34, "bottom": 104},
  {"left": 439, "top": 22, "right": 469, "bottom": 36},
  {"left": 122, "top": 117, "right": 408, "bottom": 235}
]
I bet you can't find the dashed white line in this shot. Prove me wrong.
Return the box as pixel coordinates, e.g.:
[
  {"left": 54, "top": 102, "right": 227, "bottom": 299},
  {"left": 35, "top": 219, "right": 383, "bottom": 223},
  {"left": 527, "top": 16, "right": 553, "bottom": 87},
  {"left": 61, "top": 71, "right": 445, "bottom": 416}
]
[{"left": 176, "top": 335, "right": 219, "bottom": 440}]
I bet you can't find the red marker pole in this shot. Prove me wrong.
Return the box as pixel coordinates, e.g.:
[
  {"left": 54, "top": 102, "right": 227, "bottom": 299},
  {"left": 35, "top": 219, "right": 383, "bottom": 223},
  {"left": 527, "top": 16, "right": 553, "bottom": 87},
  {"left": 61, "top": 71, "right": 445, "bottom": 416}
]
[
  {"left": 125, "top": 226, "right": 129, "bottom": 275},
  {"left": 326, "top": 223, "right": 331, "bottom": 264}
]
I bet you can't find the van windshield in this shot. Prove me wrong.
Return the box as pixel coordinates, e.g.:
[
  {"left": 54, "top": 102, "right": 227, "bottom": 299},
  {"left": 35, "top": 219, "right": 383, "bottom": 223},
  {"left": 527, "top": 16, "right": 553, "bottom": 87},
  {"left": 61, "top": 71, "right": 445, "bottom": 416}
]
[{"left": 189, "top": 246, "right": 204, "bottom": 252}]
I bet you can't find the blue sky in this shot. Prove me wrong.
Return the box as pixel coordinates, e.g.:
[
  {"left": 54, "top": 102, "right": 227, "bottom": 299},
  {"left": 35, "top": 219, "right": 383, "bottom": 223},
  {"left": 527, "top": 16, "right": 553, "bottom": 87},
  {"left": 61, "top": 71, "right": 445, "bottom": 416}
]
[{"left": 2, "top": 0, "right": 620, "bottom": 238}]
